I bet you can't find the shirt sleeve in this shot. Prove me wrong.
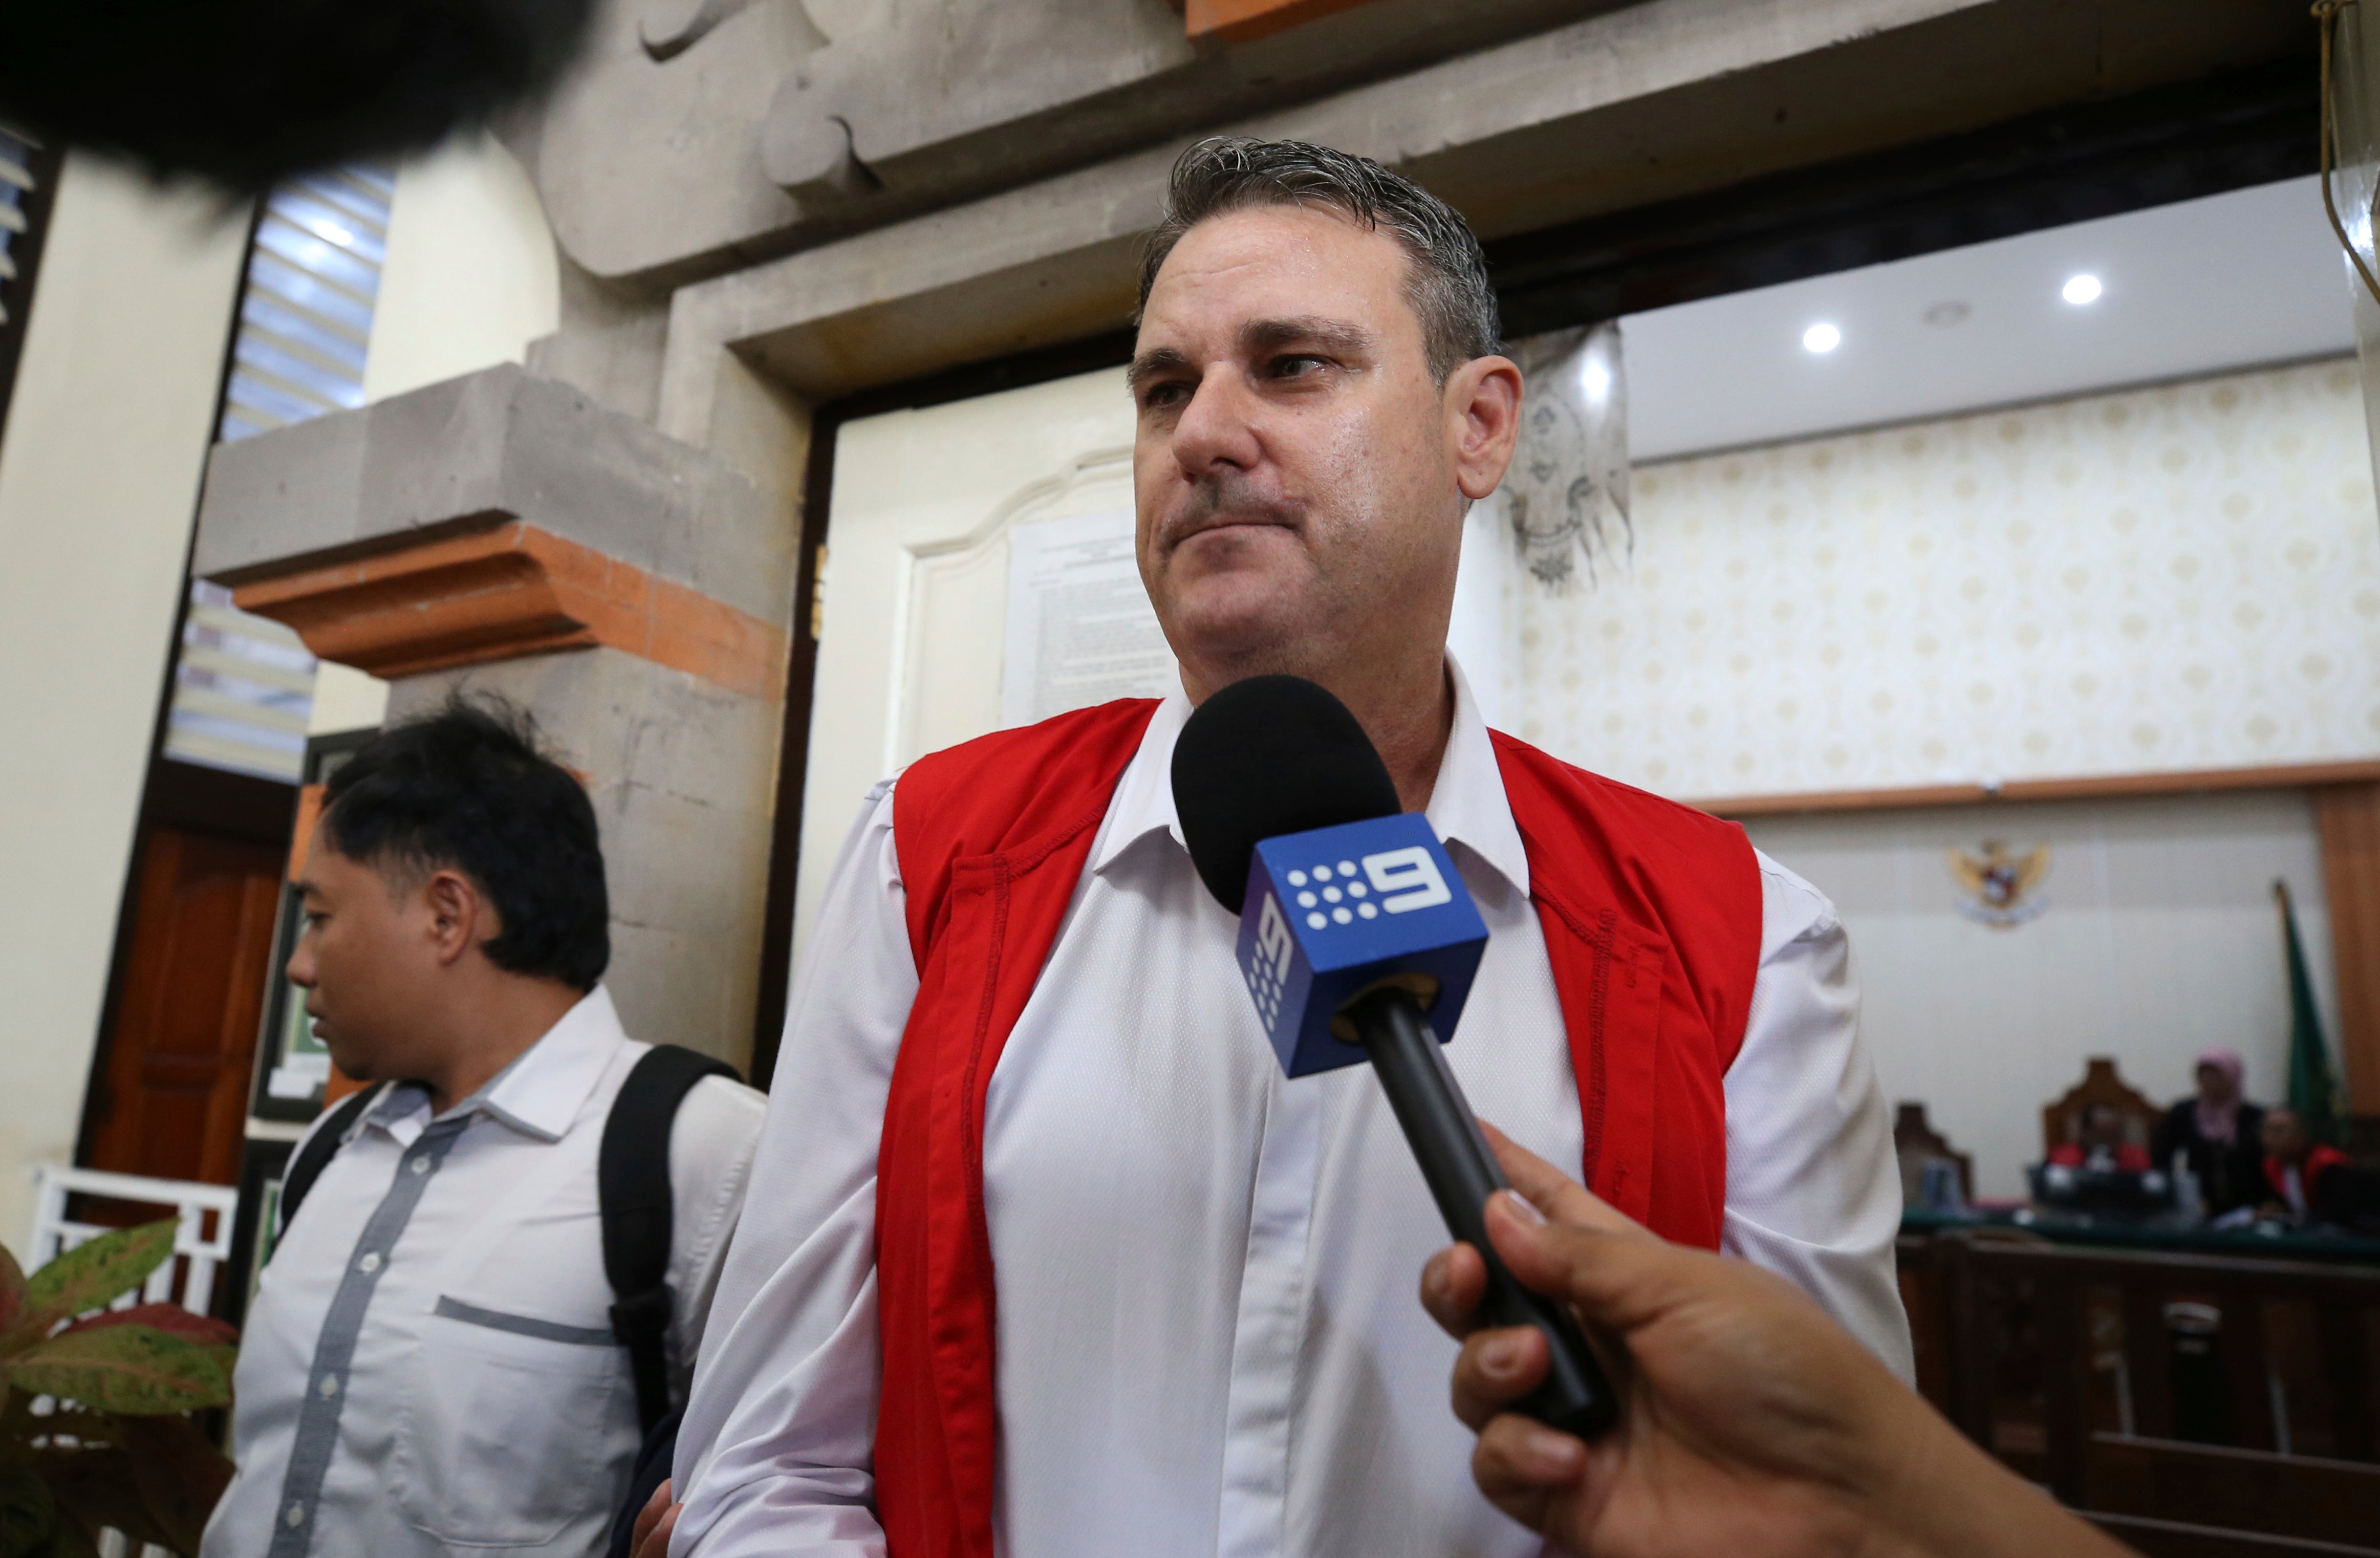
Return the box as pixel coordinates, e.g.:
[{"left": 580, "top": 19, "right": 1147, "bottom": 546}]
[
  {"left": 671, "top": 780, "right": 915, "bottom": 1557},
  {"left": 665, "top": 1073, "right": 770, "bottom": 1382},
  {"left": 1718, "top": 850, "right": 1915, "bottom": 1382}
]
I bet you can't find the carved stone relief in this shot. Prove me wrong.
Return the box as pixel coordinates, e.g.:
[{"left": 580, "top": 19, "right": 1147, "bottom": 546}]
[
  {"left": 1506, "top": 321, "right": 1630, "bottom": 592},
  {"left": 525, "top": 0, "right": 1624, "bottom": 285}
]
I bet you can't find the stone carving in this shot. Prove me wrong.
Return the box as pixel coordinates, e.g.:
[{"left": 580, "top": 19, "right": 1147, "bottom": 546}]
[
  {"left": 641, "top": 0, "right": 805, "bottom": 61},
  {"left": 526, "top": 0, "right": 1615, "bottom": 284},
  {"left": 1506, "top": 321, "right": 1629, "bottom": 592}
]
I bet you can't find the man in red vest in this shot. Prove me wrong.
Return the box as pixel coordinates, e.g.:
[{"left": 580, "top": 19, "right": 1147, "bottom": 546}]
[{"left": 666, "top": 137, "right": 1910, "bottom": 1558}]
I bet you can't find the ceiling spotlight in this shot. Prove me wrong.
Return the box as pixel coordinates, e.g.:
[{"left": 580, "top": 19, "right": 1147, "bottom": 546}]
[
  {"left": 2062, "top": 273, "right": 2103, "bottom": 306},
  {"left": 1802, "top": 322, "right": 1842, "bottom": 354}
]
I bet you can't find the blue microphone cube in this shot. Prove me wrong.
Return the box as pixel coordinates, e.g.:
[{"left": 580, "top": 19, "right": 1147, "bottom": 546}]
[{"left": 1232, "top": 812, "right": 1488, "bottom": 1078}]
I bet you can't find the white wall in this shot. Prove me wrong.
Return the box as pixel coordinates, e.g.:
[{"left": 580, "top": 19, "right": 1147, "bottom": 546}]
[
  {"left": 1745, "top": 790, "right": 2338, "bottom": 1199},
  {"left": 0, "top": 157, "right": 251, "bottom": 1245},
  {"left": 362, "top": 129, "right": 559, "bottom": 403}
]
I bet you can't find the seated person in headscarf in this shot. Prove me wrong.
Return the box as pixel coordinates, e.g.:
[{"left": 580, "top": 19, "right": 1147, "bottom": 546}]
[
  {"left": 2151, "top": 1049, "right": 2265, "bottom": 1214},
  {"left": 2048, "top": 1102, "right": 2151, "bottom": 1173}
]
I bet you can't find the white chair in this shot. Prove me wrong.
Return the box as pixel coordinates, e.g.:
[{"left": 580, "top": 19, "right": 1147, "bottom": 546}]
[
  {"left": 24, "top": 1165, "right": 242, "bottom": 1558},
  {"left": 24, "top": 1164, "right": 237, "bottom": 1315}
]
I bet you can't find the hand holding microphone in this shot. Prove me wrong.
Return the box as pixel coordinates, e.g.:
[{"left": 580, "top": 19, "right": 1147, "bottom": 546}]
[
  {"left": 1172, "top": 675, "right": 1617, "bottom": 1441},
  {"left": 1423, "top": 1128, "right": 2141, "bottom": 1558}
]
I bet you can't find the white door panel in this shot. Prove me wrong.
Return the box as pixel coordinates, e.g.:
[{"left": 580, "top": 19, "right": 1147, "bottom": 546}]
[{"left": 794, "top": 365, "right": 1138, "bottom": 966}]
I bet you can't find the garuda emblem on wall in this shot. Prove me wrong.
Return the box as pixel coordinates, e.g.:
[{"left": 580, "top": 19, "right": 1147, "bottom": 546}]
[{"left": 1949, "top": 841, "right": 2050, "bottom": 927}]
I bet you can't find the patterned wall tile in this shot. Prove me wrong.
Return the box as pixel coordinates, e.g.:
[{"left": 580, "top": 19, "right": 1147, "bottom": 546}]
[{"left": 1513, "top": 359, "right": 2380, "bottom": 799}]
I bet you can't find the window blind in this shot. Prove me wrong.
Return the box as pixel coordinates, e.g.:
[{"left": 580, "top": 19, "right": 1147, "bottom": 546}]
[{"left": 165, "top": 164, "right": 395, "bottom": 781}]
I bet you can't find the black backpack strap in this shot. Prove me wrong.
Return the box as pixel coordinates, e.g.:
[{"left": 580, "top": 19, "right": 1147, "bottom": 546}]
[
  {"left": 601, "top": 1045, "right": 739, "bottom": 1434},
  {"left": 274, "top": 1084, "right": 383, "bottom": 1249}
]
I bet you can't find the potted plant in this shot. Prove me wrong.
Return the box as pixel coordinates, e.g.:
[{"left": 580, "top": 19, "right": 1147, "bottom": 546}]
[{"left": 0, "top": 1219, "right": 237, "bottom": 1557}]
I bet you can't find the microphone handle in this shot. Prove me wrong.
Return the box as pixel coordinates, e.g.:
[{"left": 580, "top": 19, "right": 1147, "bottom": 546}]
[{"left": 1344, "top": 987, "right": 1620, "bottom": 1441}]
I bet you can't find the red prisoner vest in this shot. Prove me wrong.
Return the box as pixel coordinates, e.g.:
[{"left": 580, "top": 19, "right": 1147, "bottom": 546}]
[{"left": 873, "top": 699, "right": 1762, "bottom": 1558}]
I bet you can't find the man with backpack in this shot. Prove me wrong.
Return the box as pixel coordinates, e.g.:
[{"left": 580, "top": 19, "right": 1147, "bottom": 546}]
[{"left": 202, "top": 698, "right": 766, "bottom": 1558}]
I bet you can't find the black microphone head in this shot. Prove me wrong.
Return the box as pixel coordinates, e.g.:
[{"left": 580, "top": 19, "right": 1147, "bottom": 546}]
[{"left": 1172, "top": 675, "right": 1401, "bottom": 911}]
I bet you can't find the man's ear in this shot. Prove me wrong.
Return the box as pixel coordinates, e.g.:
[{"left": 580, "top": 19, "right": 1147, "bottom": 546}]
[
  {"left": 1447, "top": 354, "right": 1522, "bottom": 502},
  {"left": 422, "top": 868, "right": 489, "bottom": 968}
]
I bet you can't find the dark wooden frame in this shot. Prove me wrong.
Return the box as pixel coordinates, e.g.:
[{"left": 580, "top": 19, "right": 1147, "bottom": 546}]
[
  {"left": 1487, "top": 57, "right": 2316, "bottom": 334},
  {"left": 246, "top": 729, "right": 379, "bottom": 1122},
  {"left": 220, "top": 1135, "right": 296, "bottom": 1333}
]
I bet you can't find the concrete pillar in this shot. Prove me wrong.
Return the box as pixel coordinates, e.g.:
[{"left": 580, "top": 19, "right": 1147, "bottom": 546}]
[{"left": 191, "top": 363, "right": 797, "bottom": 1069}]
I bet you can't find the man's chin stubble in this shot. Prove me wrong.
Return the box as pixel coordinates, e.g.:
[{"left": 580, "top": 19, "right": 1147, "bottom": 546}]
[{"left": 1165, "top": 587, "right": 1329, "bottom": 681}]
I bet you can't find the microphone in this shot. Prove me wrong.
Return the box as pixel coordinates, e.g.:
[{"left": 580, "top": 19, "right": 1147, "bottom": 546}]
[{"left": 1173, "top": 676, "right": 1618, "bottom": 1440}]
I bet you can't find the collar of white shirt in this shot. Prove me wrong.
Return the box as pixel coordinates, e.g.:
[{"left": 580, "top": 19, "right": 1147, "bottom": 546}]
[
  {"left": 1089, "top": 655, "right": 1530, "bottom": 898},
  {"left": 350, "top": 985, "right": 628, "bottom": 1150}
]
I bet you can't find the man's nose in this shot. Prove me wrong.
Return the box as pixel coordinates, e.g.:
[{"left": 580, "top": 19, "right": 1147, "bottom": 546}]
[
  {"left": 286, "top": 941, "right": 316, "bottom": 990},
  {"left": 1171, "top": 370, "right": 1264, "bottom": 479}
]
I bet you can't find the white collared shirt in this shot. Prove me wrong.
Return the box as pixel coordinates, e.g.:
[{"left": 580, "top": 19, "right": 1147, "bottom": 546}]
[
  {"left": 673, "top": 664, "right": 1910, "bottom": 1558},
  {"left": 205, "top": 987, "right": 767, "bottom": 1558}
]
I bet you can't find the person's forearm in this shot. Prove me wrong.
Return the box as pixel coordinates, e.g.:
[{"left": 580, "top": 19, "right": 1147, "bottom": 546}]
[{"left": 1859, "top": 1396, "right": 2131, "bottom": 1558}]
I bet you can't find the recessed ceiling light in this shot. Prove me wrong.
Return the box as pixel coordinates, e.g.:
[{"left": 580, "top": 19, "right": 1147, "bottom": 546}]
[
  {"left": 1802, "top": 322, "right": 1842, "bottom": 354},
  {"left": 2062, "top": 273, "right": 2103, "bottom": 306},
  {"left": 1922, "top": 300, "right": 1971, "bottom": 328}
]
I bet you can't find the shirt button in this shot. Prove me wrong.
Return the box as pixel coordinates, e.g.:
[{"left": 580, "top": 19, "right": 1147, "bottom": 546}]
[
  {"left": 285, "top": 1504, "right": 305, "bottom": 1528},
  {"left": 357, "top": 1252, "right": 382, "bottom": 1274},
  {"left": 409, "top": 1156, "right": 431, "bottom": 1175},
  {"left": 317, "top": 1375, "right": 340, "bottom": 1398}
]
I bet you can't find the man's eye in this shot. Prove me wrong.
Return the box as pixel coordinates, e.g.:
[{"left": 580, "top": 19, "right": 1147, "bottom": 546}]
[
  {"left": 1268, "top": 354, "right": 1329, "bottom": 380},
  {"left": 1140, "top": 381, "right": 1189, "bottom": 409}
]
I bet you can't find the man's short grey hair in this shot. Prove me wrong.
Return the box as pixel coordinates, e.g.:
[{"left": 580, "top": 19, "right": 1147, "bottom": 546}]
[{"left": 1138, "top": 137, "right": 1502, "bottom": 383}]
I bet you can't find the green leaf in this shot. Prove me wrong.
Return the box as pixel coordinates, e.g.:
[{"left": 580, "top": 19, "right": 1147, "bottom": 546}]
[
  {"left": 21, "top": 1224, "right": 176, "bottom": 1328},
  {"left": 62, "top": 1305, "right": 234, "bottom": 1349},
  {"left": 4, "top": 1326, "right": 232, "bottom": 1415}
]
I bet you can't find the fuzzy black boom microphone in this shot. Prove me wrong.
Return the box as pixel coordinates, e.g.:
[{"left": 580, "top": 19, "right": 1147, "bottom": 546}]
[{"left": 0, "top": 0, "right": 595, "bottom": 191}]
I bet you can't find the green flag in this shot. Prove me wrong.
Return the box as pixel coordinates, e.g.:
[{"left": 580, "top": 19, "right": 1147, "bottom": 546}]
[{"left": 2276, "top": 880, "right": 2343, "bottom": 1145}]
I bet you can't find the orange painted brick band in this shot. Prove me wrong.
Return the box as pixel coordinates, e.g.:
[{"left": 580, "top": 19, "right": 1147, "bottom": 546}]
[
  {"left": 231, "top": 522, "right": 788, "bottom": 701},
  {"left": 1183, "top": 0, "right": 1376, "bottom": 44}
]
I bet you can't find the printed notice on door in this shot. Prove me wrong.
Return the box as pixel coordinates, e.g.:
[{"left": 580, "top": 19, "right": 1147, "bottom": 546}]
[{"left": 1001, "top": 509, "right": 1177, "bottom": 726}]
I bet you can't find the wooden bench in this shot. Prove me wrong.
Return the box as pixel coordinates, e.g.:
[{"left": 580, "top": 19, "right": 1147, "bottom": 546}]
[
  {"left": 2088, "top": 1511, "right": 2380, "bottom": 1557},
  {"left": 1899, "top": 1231, "right": 2379, "bottom": 1499},
  {"left": 2086, "top": 1434, "right": 2380, "bottom": 1554}
]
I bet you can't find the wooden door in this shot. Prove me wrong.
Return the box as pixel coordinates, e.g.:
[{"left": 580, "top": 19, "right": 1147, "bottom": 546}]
[{"left": 85, "top": 827, "right": 284, "bottom": 1185}]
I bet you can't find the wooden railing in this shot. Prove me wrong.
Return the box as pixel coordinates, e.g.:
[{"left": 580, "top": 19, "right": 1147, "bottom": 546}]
[
  {"left": 2086, "top": 1433, "right": 2380, "bottom": 1551},
  {"left": 1898, "top": 1229, "right": 2380, "bottom": 1508}
]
